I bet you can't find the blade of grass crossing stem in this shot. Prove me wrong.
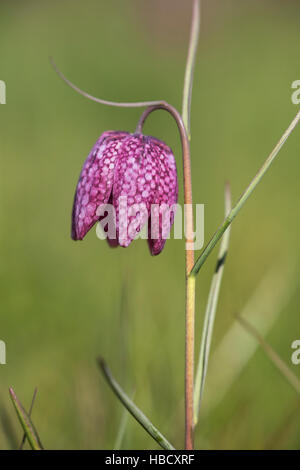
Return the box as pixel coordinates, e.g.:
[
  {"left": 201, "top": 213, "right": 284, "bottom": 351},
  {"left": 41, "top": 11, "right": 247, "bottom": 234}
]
[
  {"left": 236, "top": 315, "right": 300, "bottom": 395},
  {"left": 19, "top": 387, "right": 37, "bottom": 450},
  {"left": 114, "top": 390, "right": 136, "bottom": 450},
  {"left": 9, "top": 388, "right": 43, "bottom": 450},
  {"left": 191, "top": 110, "right": 300, "bottom": 276},
  {"left": 194, "top": 183, "right": 232, "bottom": 426},
  {"left": 98, "top": 358, "right": 175, "bottom": 450},
  {"left": 114, "top": 405, "right": 130, "bottom": 450}
]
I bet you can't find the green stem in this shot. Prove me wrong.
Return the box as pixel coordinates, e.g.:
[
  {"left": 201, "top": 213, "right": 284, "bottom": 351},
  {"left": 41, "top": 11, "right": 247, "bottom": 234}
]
[
  {"left": 191, "top": 109, "right": 300, "bottom": 276},
  {"left": 181, "top": 0, "right": 200, "bottom": 450},
  {"left": 182, "top": 0, "right": 200, "bottom": 138},
  {"left": 19, "top": 387, "right": 38, "bottom": 450}
]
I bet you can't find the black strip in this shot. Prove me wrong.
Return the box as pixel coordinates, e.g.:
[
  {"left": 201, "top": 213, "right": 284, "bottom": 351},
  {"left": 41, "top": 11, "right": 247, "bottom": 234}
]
[{"left": 215, "top": 251, "right": 228, "bottom": 273}]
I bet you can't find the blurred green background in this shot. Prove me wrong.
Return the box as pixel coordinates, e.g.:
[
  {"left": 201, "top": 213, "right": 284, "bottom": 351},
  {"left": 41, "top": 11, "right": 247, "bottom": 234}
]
[{"left": 0, "top": 0, "right": 300, "bottom": 449}]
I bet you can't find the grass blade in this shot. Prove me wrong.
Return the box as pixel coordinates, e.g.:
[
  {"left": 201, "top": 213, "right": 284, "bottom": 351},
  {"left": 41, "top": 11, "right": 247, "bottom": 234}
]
[
  {"left": 194, "top": 183, "right": 232, "bottom": 426},
  {"left": 19, "top": 387, "right": 38, "bottom": 450},
  {"left": 182, "top": 0, "right": 200, "bottom": 138},
  {"left": 114, "top": 406, "right": 130, "bottom": 450},
  {"left": 97, "top": 357, "right": 175, "bottom": 450},
  {"left": 114, "top": 390, "right": 135, "bottom": 450},
  {"left": 9, "top": 388, "right": 43, "bottom": 450},
  {"left": 191, "top": 110, "right": 300, "bottom": 276},
  {"left": 236, "top": 315, "right": 300, "bottom": 395}
]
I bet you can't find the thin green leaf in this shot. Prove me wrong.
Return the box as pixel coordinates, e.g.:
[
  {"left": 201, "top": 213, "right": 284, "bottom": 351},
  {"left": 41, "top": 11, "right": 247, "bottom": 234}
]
[
  {"left": 19, "top": 387, "right": 38, "bottom": 450},
  {"left": 194, "top": 183, "right": 232, "bottom": 426},
  {"left": 97, "top": 358, "right": 175, "bottom": 450},
  {"left": 9, "top": 388, "right": 43, "bottom": 450},
  {"left": 114, "top": 390, "right": 135, "bottom": 450},
  {"left": 236, "top": 315, "right": 300, "bottom": 395},
  {"left": 182, "top": 0, "right": 200, "bottom": 138},
  {"left": 191, "top": 110, "right": 300, "bottom": 276}
]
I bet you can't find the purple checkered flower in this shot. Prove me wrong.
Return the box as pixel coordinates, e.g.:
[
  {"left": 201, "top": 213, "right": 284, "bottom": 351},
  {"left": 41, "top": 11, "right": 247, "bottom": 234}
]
[{"left": 71, "top": 130, "right": 178, "bottom": 255}]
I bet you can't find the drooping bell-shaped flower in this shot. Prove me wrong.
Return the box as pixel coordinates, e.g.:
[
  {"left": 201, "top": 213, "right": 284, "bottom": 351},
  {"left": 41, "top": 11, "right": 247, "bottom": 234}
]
[{"left": 71, "top": 131, "right": 178, "bottom": 255}]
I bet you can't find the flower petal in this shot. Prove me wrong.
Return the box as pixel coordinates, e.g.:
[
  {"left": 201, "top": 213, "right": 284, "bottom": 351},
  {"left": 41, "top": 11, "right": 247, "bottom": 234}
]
[
  {"left": 113, "top": 134, "right": 160, "bottom": 247},
  {"left": 147, "top": 138, "right": 178, "bottom": 255},
  {"left": 97, "top": 194, "right": 119, "bottom": 248},
  {"left": 71, "top": 131, "right": 129, "bottom": 240}
]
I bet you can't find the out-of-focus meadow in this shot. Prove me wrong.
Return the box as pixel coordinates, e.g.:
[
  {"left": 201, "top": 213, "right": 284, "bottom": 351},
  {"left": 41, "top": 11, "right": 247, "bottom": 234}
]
[{"left": 0, "top": 0, "right": 300, "bottom": 449}]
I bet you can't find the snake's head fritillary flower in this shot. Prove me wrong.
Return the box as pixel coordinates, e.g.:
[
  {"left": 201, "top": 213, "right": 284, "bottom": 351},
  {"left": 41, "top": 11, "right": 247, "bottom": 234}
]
[{"left": 71, "top": 131, "right": 178, "bottom": 255}]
